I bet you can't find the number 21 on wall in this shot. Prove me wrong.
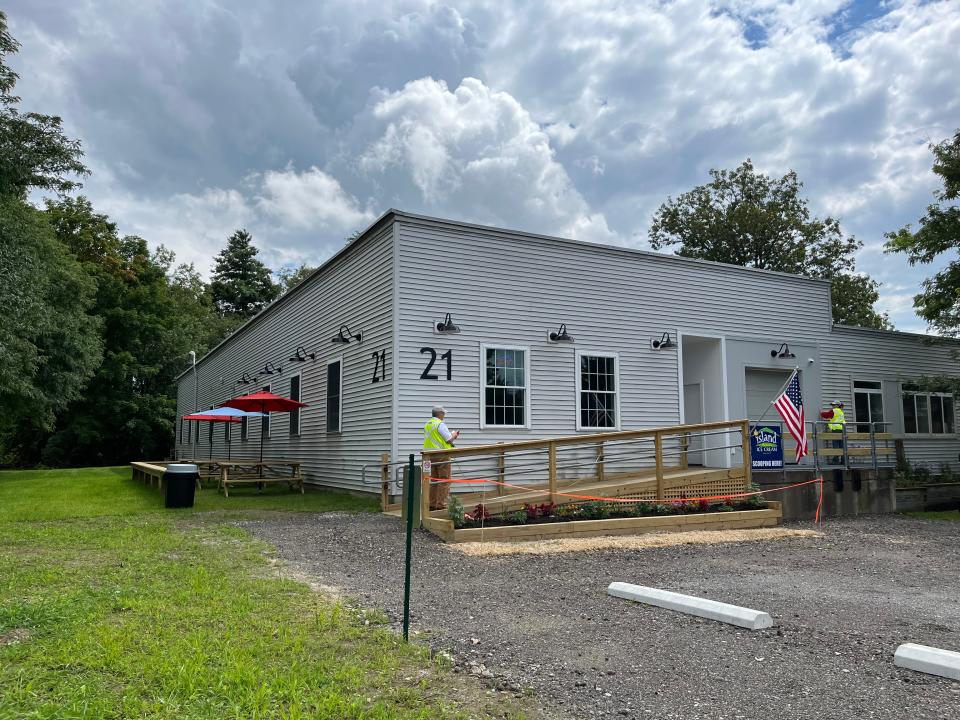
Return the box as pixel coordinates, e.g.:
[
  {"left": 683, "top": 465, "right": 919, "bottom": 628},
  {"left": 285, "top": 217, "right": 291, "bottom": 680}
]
[
  {"left": 420, "top": 347, "right": 452, "bottom": 380},
  {"left": 371, "top": 350, "right": 386, "bottom": 383}
]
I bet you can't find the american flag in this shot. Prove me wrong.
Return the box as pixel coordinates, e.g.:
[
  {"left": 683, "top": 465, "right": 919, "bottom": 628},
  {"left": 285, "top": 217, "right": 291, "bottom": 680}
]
[{"left": 774, "top": 370, "right": 808, "bottom": 462}]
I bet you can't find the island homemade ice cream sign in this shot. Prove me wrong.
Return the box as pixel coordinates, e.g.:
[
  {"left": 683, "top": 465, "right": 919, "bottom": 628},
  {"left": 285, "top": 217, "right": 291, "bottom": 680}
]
[{"left": 750, "top": 424, "right": 784, "bottom": 470}]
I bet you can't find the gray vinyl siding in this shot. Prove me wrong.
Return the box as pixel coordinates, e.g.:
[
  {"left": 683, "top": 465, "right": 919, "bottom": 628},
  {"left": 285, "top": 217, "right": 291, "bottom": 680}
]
[
  {"left": 393, "top": 214, "right": 831, "bottom": 464},
  {"left": 822, "top": 325, "right": 960, "bottom": 470},
  {"left": 174, "top": 224, "right": 395, "bottom": 491}
]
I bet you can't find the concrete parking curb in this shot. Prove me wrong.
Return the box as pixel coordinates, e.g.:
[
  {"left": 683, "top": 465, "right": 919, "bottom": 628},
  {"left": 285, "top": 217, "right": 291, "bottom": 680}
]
[
  {"left": 607, "top": 582, "right": 774, "bottom": 630},
  {"left": 894, "top": 643, "right": 960, "bottom": 681}
]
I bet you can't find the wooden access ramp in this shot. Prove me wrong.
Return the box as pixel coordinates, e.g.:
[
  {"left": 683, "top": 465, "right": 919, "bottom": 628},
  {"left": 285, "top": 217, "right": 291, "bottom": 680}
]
[{"left": 420, "top": 419, "right": 755, "bottom": 530}]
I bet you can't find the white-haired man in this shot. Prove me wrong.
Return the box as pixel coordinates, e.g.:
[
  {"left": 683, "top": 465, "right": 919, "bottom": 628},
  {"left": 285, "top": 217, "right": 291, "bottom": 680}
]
[{"left": 423, "top": 405, "right": 460, "bottom": 510}]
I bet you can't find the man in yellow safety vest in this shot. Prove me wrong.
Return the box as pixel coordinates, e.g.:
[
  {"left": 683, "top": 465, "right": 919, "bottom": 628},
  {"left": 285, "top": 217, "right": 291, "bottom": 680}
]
[
  {"left": 820, "top": 401, "right": 846, "bottom": 464},
  {"left": 424, "top": 406, "right": 460, "bottom": 510}
]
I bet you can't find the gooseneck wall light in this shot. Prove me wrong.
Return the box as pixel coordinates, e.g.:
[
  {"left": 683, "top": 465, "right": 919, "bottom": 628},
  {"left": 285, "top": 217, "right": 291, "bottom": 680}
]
[
  {"left": 548, "top": 323, "right": 574, "bottom": 343},
  {"left": 262, "top": 361, "right": 282, "bottom": 375},
  {"left": 435, "top": 313, "right": 461, "bottom": 334},
  {"left": 236, "top": 372, "right": 257, "bottom": 385},
  {"left": 651, "top": 332, "right": 676, "bottom": 350},
  {"left": 771, "top": 343, "right": 796, "bottom": 359},
  {"left": 331, "top": 324, "right": 362, "bottom": 344},
  {"left": 289, "top": 346, "right": 316, "bottom": 362}
]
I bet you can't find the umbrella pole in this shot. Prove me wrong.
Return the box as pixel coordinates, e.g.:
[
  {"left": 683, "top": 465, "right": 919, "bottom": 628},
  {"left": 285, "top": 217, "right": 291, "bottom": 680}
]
[{"left": 259, "top": 401, "right": 265, "bottom": 479}]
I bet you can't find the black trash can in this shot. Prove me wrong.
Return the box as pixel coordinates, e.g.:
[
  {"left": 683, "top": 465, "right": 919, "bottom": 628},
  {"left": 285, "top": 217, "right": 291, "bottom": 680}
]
[{"left": 164, "top": 463, "right": 198, "bottom": 508}]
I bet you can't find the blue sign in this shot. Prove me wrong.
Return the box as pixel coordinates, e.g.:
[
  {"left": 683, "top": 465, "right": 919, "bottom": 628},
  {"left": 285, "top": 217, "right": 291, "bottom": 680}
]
[{"left": 750, "top": 424, "right": 784, "bottom": 470}]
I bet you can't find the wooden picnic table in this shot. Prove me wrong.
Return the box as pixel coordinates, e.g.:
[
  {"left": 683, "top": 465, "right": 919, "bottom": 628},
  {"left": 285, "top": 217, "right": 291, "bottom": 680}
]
[{"left": 215, "top": 460, "right": 304, "bottom": 497}]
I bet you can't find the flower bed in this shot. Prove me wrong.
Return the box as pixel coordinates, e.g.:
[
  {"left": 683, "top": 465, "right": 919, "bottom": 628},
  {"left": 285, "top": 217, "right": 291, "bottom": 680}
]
[
  {"left": 447, "top": 495, "right": 767, "bottom": 530},
  {"left": 422, "top": 500, "right": 783, "bottom": 543}
]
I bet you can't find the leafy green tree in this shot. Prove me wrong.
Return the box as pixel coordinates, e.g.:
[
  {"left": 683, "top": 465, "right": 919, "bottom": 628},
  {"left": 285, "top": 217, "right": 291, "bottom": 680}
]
[
  {"left": 885, "top": 130, "right": 960, "bottom": 336},
  {"left": 0, "top": 12, "right": 87, "bottom": 198},
  {"left": 649, "top": 159, "right": 891, "bottom": 329},
  {"left": 210, "top": 229, "right": 279, "bottom": 317},
  {"left": 39, "top": 199, "right": 214, "bottom": 466},
  {"left": 0, "top": 198, "right": 101, "bottom": 464},
  {"left": 277, "top": 263, "right": 316, "bottom": 294}
]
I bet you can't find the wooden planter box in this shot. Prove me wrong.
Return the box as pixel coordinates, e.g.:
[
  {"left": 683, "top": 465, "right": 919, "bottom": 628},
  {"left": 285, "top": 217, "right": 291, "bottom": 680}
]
[{"left": 422, "top": 502, "right": 783, "bottom": 543}]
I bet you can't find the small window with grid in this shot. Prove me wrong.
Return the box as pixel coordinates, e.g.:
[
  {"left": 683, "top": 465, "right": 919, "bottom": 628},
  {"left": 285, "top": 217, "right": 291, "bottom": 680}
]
[
  {"left": 482, "top": 347, "right": 527, "bottom": 427},
  {"left": 578, "top": 353, "right": 618, "bottom": 430}
]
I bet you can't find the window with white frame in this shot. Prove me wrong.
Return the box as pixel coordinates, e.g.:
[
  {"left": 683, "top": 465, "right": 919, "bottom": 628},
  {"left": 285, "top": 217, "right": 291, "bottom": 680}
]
[
  {"left": 853, "top": 380, "right": 884, "bottom": 432},
  {"left": 902, "top": 384, "right": 955, "bottom": 435},
  {"left": 578, "top": 352, "right": 619, "bottom": 430},
  {"left": 326, "top": 359, "right": 342, "bottom": 433},
  {"left": 482, "top": 346, "right": 528, "bottom": 427},
  {"left": 289, "top": 374, "right": 301, "bottom": 436}
]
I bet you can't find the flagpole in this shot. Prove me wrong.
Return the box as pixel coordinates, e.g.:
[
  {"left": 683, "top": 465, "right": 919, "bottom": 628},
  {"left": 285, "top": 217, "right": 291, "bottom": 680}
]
[{"left": 753, "top": 366, "right": 800, "bottom": 425}]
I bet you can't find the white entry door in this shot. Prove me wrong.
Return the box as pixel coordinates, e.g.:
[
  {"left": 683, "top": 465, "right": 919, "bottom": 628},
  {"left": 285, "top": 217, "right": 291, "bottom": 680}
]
[{"left": 683, "top": 382, "right": 704, "bottom": 466}]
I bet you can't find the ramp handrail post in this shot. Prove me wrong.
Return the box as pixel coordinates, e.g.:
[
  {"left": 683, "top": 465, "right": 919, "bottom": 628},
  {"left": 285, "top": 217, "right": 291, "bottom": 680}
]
[
  {"left": 596, "top": 441, "right": 605, "bottom": 483},
  {"left": 680, "top": 430, "right": 689, "bottom": 469},
  {"left": 548, "top": 442, "right": 557, "bottom": 503},
  {"left": 655, "top": 432, "right": 664, "bottom": 499},
  {"left": 497, "top": 444, "right": 505, "bottom": 496},
  {"left": 380, "top": 452, "right": 390, "bottom": 510},
  {"left": 741, "top": 420, "right": 752, "bottom": 490},
  {"left": 870, "top": 423, "right": 878, "bottom": 474},
  {"left": 420, "top": 454, "right": 430, "bottom": 524}
]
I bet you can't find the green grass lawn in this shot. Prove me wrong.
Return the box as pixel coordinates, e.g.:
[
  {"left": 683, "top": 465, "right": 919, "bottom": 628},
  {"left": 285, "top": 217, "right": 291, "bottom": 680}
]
[
  {"left": 0, "top": 467, "right": 541, "bottom": 720},
  {"left": 903, "top": 509, "right": 960, "bottom": 521}
]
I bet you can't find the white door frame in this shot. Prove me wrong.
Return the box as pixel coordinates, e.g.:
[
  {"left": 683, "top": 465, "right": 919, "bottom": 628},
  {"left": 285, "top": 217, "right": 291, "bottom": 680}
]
[{"left": 676, "top": 330, "right": 731, "bottom": 468}]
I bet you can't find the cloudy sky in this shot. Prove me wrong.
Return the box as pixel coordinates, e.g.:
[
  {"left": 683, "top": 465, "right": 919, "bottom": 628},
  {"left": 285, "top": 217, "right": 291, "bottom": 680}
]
[{"left": 8, "top": 0, "right": 959, "bottom": 331}]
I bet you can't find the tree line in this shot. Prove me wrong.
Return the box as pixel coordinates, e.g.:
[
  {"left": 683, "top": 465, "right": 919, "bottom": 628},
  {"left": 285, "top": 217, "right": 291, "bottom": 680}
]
[{"left": 1, "top": 12, "right": 956, "bottom": 467}]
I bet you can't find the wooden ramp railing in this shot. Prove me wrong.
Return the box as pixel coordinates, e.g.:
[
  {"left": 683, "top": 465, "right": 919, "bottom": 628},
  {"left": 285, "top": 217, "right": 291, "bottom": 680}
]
[{"left": 420, "top": 420, "right": 753, "bottom": 528}]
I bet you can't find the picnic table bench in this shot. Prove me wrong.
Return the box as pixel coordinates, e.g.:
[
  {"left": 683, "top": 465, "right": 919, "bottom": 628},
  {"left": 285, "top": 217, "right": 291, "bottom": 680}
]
[
  {"left": 216, "top": 460, "right": 304, "bottom": 497},
  {"left": 131, "top": 461, "right": 203, "bottom": 490}
]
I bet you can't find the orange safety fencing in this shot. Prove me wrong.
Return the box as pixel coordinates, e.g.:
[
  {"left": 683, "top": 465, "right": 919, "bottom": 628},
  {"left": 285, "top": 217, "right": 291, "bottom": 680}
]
[{"left": 427, "top": 475, "right": 826, "bottom": 523}]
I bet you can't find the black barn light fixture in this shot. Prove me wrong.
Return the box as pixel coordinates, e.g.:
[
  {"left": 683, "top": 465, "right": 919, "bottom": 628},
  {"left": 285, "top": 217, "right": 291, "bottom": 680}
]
[
  {"left": 435, "top": 313, "right": 461, "bottom": 334},
  {"left": 651, "top": 332, "right": 676, "bottom": 350},
  {"left": 289, "top": 346, "right": 316, "bottom": 362},
  {"left": 548, "top": 323, "right": 574, "bottom": 343},
  {"left": 262, "top": 361, "right": 282, "bottom": 375},
  {"left": 771, "top": 343, "right": 796, "bottom": 359},
  {"left": 236, "top": 372, "right": 257, "bottom": 385},
  {"left": 331, "top": 324, "right": 362, "bottom": 344}
]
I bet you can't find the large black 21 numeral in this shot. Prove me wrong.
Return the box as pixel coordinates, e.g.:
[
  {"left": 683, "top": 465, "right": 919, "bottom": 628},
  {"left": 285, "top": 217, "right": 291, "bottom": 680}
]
[
  {"left": 371, "top": 350, "right": 386, "bottom": 383},
  {"left": 420, "top": 347, "right": 452, "bottom": 380}
]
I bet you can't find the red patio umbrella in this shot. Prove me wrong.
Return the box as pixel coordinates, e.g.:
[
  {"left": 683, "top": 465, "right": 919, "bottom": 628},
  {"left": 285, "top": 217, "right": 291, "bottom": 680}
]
[
  {"left": 222, "top": 390, "right": 308, "bottom": 467},
  {"left": 182, "top": 411, "right": 241, "bottom": 461}
]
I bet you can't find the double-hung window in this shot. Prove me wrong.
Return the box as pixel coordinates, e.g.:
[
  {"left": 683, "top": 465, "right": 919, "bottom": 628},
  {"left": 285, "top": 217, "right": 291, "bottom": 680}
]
[
  {"left": 289, "top": 374, "right": 302, "bottom": 436},
  {"left": 208, "top": 405, "right": 214, "bottom": 445},
  {"left": 481, "top": 346, "right": 528, "bottom": 428},
  {"left": 241, "top": 416, "right": 248, "bottom": 442},
  {"left": 326, "top": 359, "right": 342, "bottom": 433},
  {"left": 577, "top": 352, "right": 619, "bottom": 430},
  {"left": 902, "top": 384, "right": 955, "bottom": 435},
  {"left": 853, "top": 380, "right": 884, "bottom": 432}
]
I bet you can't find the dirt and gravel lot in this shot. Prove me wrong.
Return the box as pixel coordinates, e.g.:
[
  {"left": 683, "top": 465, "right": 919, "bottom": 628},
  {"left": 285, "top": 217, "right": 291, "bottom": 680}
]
[{"left": 245, "top": 513, "right": 960, "bottom": 720}]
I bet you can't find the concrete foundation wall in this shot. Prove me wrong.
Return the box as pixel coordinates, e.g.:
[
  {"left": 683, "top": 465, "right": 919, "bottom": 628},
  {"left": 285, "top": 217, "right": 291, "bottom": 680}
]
[
  {"left": 754, "top": 469, "right": 896, "bottom": 521},
  {"left": 895, "top": 483, "right": 960, "bottom": 512}
]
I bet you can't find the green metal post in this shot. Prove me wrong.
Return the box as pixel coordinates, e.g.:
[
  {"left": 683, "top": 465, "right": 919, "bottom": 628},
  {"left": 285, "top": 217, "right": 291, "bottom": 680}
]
[{"left": 402, "top": 453, "right": 415, "bottom": 642}]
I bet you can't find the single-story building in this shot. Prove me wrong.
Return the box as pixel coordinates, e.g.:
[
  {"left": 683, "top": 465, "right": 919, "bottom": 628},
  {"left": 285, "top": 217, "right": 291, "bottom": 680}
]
[{"left": 174, "top": 210, "right": 959, "bottom": 493}]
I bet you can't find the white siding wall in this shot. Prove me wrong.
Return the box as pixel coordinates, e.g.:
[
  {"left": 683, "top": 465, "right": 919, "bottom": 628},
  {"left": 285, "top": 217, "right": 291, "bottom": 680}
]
[
  {"left": 822, "top": 326, "right": 960, "bottom": 471},
  {"left": 174, "top": 224, "right": 395, "bottom": 491},
  {"left": 394, "top": 215, "right": 832, "bottom": 463}
]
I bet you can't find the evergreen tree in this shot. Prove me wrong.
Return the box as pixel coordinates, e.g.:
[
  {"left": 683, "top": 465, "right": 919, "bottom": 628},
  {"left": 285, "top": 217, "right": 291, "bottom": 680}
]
[
  {"left": 210, "top": 229, "right": 280, "bottom": 318},
  {"left": 649, "top": 159, "right": 891, "bottom": 329}
]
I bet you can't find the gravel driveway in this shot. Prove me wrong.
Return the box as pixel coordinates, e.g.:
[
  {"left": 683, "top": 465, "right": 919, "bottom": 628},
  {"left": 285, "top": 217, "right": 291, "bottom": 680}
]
[{"left": 244, "top": 513, "right": 960, "bottom": 720}]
